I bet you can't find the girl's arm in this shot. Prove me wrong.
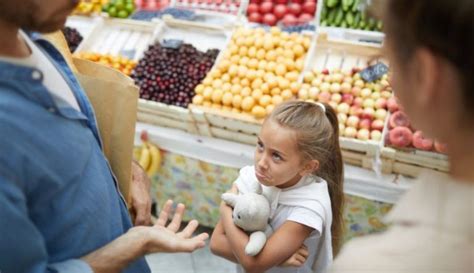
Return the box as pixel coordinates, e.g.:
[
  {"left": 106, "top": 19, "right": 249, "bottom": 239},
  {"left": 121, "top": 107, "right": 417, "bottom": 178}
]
[
  {"left": 209, "top": 218, "right": 239, "bottom": 263},
  {"left": 220, "top": 203, "right": 314, "bottom": 273}
]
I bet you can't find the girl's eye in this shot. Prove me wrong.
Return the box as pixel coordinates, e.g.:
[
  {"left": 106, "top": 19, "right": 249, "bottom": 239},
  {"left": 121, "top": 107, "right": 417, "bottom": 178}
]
[
  {"left": 257, "top": 142, "right": 264, "bottom": 151},
  {"left": 272, "top": 153, "right": 282, "bottom": 162}
]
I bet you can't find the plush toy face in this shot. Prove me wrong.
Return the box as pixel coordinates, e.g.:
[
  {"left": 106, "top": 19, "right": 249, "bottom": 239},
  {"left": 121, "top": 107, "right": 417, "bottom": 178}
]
[{"left": 222, "top": 192, "right": 271, "bottom": 232}]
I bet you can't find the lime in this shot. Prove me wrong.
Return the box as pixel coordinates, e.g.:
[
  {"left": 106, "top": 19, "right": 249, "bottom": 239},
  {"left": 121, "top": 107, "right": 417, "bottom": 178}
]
[
  {"left": 102, "top": 3, "right": 110, "bottom": 12},
  {"left": 117, "top": 10, "right": 129, "bottom": 18},
  {"left": 107, "top": 6, "right": 117, "bottom": 17},
  {"left": 125, "top": 3, "right": 134, "bottom": 14}
]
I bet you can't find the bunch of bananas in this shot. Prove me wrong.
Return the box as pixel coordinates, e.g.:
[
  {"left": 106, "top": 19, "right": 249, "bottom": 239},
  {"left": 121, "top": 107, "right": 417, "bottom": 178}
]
[
  {"left": 134, "top": 140, "right": 162, "bottom": 177},
  {"left": 73, "top": 0, "right": 108, "bottom": 16}
]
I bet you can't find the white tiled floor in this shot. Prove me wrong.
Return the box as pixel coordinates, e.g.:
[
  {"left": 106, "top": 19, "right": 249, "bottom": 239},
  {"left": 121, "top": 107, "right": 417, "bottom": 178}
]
[{"left": 145, "top": 226, "right": 237, "bottom": 273}]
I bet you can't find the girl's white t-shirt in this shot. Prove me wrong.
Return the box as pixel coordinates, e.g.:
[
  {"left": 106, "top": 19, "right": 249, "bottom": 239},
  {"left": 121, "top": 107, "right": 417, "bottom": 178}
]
[{"left": 235, "top": 166, "right": 333, "bottom": 273}]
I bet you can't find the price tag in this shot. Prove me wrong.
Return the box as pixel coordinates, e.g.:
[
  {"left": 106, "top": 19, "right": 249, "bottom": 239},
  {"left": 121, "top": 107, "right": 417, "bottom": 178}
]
[
  {"left": 360, "top": 62, "right": 389, "bottom": 82},
  {"left": 162, "top": 39, "right": 184, "bottom": 49}
]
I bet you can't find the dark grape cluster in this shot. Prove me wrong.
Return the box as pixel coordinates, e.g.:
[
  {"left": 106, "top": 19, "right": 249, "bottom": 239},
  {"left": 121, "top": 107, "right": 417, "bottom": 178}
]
[
  {"left": 132, "top": 42, "right": 219, "bottom": 108},
  {"left": 62, "top": 27, "right": 83, "bottom": 53}
]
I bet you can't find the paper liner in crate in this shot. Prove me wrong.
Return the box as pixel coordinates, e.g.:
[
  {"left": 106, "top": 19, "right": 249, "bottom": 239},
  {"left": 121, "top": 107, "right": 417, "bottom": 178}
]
[
  {"left": 136, "top": 19, "right": 232, "bottom": 133},
  {"left": 190, "top": 104, "right": 262, "bottom": 145}
]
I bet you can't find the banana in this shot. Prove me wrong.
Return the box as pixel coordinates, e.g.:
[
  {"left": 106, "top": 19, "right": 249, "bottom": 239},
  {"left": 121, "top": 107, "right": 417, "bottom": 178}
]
[
  {"left": 138, "top": 143, "right": 151, "bottom": 171},
  {"left": 146, "top": 143, "right": 162, "bottom": 177}
]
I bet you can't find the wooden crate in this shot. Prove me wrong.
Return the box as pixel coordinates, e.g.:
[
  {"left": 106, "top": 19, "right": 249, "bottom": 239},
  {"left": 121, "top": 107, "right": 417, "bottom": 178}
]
[
  {"left": 190, "top": 105, "right": 261, "bottom": 145},
  {"left": 137, "top": 99, "right": 198, "bottom": 134},
  {"left": 380, "top": 147, "right": 449, "bottom": 177}
]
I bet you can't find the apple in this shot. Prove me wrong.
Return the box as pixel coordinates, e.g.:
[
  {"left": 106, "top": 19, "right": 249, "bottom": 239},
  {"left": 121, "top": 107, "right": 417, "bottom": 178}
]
[
  {"left": 359, "top": 119, "right": 372, "bottom": 130},
  {"left": 320, "top": 82, "right": 331, "bottom": 93},
  {"left": 375, "top": 98, "right": 387, "bottom": 109},
  {"left": 248, "top": 12, "right": 262, "bottom": 23},
  {"left": 434, "top": 141, "right": 448, "bottom": 154},
  {"left": 353, "top": 97, "right": 363, "bottom": 107},
  {"left": 341, "top": 93, "right": 354, "bottom": 105},
  {"left": 346, "top": 115, "right": 360, "bottom": 128},
  {"left": 321, "top": 68, "right": 329, "bottom": 75},
  {"left": 413, "top": 130, "right": 434, "bottom": 151},
  {"left": 350, "top": 105, "right": 363, "bottom": 117},
  {"left": 298, "top": 13, "right": 314, "bottom": 24},
  {"left": 247, "top": 3, "right": 259, "bottom": 14},
  {"left": 302, "top": 1, "right": 316, "bottom": 14},
  {"left": 387, "top": 97, "right": 399, "bottom": 113},
  {"left": 344, "top": 127, "right": 358, "bottom": 138},
  {"left": 250, "top": 0, "right": 261, "bottom": 4},
  {"left": 288, "top": 3, "right": 302, "bottom": 16},
  {"left": 389, "top": 127, "right": 413, "bottom": 148},
  {"left": 381, "top": 91, "right": 392, "bottom": 99},
  {"left": 341, "top": 82, "right": 351, "bottom": 94},
  {"left": 357, "top": 129, "right": 370, "bottom": 141},
  {"left": 328, "top": 101, "right": 338, "bottom": 110},
  {"left": 370, "top": 91, "right": 381, "bottom": 100},
  {"left": 263, "top": 13, "right": 277, "bottom": 26},
  {"left": 370, "top": 130, "right": 382, "bottom": 141},
  {"left": 337, "top": 113, "right": 348, "bottom": 124},
  {"left": 292, "top": 0, "right": 304, "bottom": 4},
  {"left": 360, "top": 88, "right": 372, "bottom": 98},
  {"left": 337, "top": 102, "right": 350, "bottom": 114},
  {"left": 273, "top": 4, "right": 287, "bottom": 19},
  {"left": 312, "top": 78, "right": 322, "bottom": 87},
  {"left": 375, "top": 108, "right": 388, "bottom": 121},
  {"left": 339, "top": 123, "right": 346, "bottom": 133},
  {"left": 362, "top": 107, "right": 375, "bottom": 120},
  {"left": 282, "top": 14, "right": 298, "bottom": 26},
  {"left": 363, "top": 98, "right": 375, "bottom": 109},
  {"left": 351, "top": 86, "right": 361, "bottom": 96},
  {"left": 371, "top": 119, "right": 385, "bottom": 131},
  {"left": 354, "top": 79, "right": 365, "bottom": 88},
  {"left": 259, "top": 2, "right": 274, "bottom": 13},
  {"left": 331, "top": 93, "right": 342, "bottom": 103},
  {"left": 389, "top": 111, "right": 410, "bottom": 129},
  {"left": 318, "top": 91, "right": 331, "bottom": 103},
  {"left": 308, "top": 87, "right": 320, "bottom": 99},
  {"left": 330, "top": 83, "right": 342, "bottom": 93},
  {"left": 275, "top": 0, "right": 287, "bottom": 4}
]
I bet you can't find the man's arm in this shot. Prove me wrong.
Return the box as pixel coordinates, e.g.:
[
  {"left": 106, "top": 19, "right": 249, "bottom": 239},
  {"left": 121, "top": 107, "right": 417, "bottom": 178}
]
[
  {"left": 209, "top": 219, "right": 239, "bottom": 263},
  {"left": 130, "top": 160, "right": 152, "bottom": 226}
]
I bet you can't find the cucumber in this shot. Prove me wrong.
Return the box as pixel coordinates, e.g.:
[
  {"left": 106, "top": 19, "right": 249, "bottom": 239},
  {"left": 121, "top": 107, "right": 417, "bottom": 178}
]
[
  {"left": 353, "top": 12, "right": 361, "bottom": 29},
  {"left": 320, "top": 6, "right": 328, "bottom": 21},
  {"left": 341, "top": 21, "right": 348, "bottom": 28},
  {"left": 321, "top": 20, "right": 329, "bottom": 27},
  {"left": 334, "top": 8, "right": 345, "bottom": 26},
  {"left": 326, "top": 0, "right": 340, "bottom": 8},
  {"left": 345, "top": 11, "right": 354, "bottom": 26},
  {"left": 327, "top": 8, "right": 337, "bottom": 25},
  {"left": 352, "top": 0, "right": 359, "bottom": 12}
]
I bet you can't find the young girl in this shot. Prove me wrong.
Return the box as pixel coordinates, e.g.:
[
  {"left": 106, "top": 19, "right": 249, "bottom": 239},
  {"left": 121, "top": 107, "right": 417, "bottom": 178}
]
[{"left": 210, "top": 100, "right": 344, "bottom": 273}]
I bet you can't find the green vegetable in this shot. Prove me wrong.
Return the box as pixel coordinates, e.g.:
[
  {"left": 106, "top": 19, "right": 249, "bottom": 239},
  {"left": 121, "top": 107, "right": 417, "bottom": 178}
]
[
  {"left": 320, "top": 6, "right": 328, "bottom": 21},
  {"left": 342, "top": 0, "right": 353, "bottom": 11},
  {"left": 327, "top": 8, "right": 337, "bottom": 25},
  {"left": 368, "top": 17, "right": 377, "bottom": 29},
  {"left": 352, "top": 0, "right": 360, "bottom": 12},
  {"left": 353, "top": 12, "right": 361, "bottom": 28},
  {"left": 321, "top": 20, "right": 329, "bottom": 27},
  {"left": 335, "top": 8, "right": 345, "bottom": 26},
  {"left": 341, "top": 21, "right": 348, "bottom": 28},
  {"left": 326, "top": 0, "right": 340, "bottom": 8},
  {"left": 345, "top": 11, "right": 354, "bottom": 26}
]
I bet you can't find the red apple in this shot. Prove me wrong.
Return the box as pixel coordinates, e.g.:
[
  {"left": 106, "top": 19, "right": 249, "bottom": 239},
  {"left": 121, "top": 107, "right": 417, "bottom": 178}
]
[
  {"left": 318, "top": 91, "right": 331, "bottom": 103},
  {"left": 351, "top": 86, "right": 361, "bottom": 97},
  {"left": 302, "top": 1, "right": 316, "bottom": 14},
  {"left": 362, "top": 107, "right": 375, "bottom": 120},
  {"left": 249, "top": 0, "right": 261, "bottom": 4},
  {"left": 298, "top": 13, "right": 314, "bottom": 24},
  {"left": 371, "top": 119, "right": 385, "bottom": 131},
  {"left": 288, "top": 3, "right": 302, "bottom": 16},
  {"left": 434, "top": 141, "right": 448, "bottom": 154},
  {"left": 387, "top": 97, "right": 399, "bottom": 113},
  {"left": 349, "top": 105, "right": 363, "bottom": 117},
  {"left": 263, "top": 13, "right": 277, "bottom": 26},
  {"left": 247, "top": 3, "right": 259, "bottom": 14},
  {"left": 359, "top": 119, "right": 372, "bottom": 130},
  {"left": 292, "top": 0, "right": 304, "bottom": 4},
  {"left": 282, "top": 14, "right": 298, "bottom": 26},
  {"left": 353, "top": 97, "right": 363, "bottom": 107},
  {"left": 273, "top": 4, "right": 287, "bottom": 19},
  {"left": 375, "top": 98, "right": 387, "bottom": 109},
  {"left": 412, "top": 130, "right": 434, "bottom": 151},
  {"left": 259, "top": 2, "right": 274, "bottom": 13},
  {"left": 248, "top": 12, "right": 262, "bottom": 23},
  {"left": 275, "top": 0, "right": 287, "bottom": 4},
  {"left": 342, "top": 93, "right": 354, "bottom": 105},
  {"left": 346, "top": 115, "right": 360, "bottom": 128},
  {"left": 389, "top": 111, "right": 410, "bottom": 129},
  {"left": 389, "top": 127, "right": 413, "bottom": 148}
]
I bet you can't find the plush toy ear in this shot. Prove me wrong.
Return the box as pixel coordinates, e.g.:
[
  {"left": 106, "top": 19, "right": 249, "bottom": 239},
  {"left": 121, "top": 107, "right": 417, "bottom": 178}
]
[{"left": 221, "top": 193, "right": 239, "bottom": 207}]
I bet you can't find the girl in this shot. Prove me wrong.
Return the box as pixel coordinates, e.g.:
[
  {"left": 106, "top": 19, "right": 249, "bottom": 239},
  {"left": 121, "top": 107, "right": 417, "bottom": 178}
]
[{"left": 210, "top": 100, "right": 344, "bottom": 273}]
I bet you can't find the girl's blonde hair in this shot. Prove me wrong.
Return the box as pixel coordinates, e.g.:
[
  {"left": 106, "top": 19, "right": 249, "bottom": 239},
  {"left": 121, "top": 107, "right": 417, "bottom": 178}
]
[{"left": 267, "top": 100, "right": 345, "bottom": 256}]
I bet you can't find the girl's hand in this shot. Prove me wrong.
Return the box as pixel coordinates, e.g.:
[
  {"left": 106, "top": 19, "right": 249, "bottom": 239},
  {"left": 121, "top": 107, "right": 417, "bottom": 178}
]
[{"left": 279, "top": 245, "right": 309, "bottom": 267}]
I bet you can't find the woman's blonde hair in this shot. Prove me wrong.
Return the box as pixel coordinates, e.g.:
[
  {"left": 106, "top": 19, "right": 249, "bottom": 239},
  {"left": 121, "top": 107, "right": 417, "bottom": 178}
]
[{"left": 267, "top": 100, "right": 345, "bottom": 256}]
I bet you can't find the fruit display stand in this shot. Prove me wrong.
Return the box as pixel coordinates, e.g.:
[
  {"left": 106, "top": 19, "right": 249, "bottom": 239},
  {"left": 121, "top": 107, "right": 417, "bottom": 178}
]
[
  {"left": 244, "top": 0, "right": 318, "bottom": 27},
  {"left": 299, "top": 33, "right": 388, "bottom": 170},
  {"left": 136, "top": 122, "right": 413, "bottom": 242},
  {"left": 136, "top": 18, "right": 232, "bottom": 133},
  {"left": 315, "top": 0, "right": 384, "bottom": 44}
]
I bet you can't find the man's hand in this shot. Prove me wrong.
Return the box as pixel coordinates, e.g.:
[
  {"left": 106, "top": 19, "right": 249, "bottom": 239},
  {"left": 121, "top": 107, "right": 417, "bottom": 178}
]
[
  {"left": 130, "top": 160, "right": 152, "bottom": 226},
  {"left": 144, "top": 200, "right": 209, "bottom": 253},
  {"left": 279, "top": 244, "right": 309, "bottom": 267}
]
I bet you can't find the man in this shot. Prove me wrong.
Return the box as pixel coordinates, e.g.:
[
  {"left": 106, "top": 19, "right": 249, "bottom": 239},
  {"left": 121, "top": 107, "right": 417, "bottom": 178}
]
[{"left": 0, "top": 1, "right": 208, "bottom": 272}]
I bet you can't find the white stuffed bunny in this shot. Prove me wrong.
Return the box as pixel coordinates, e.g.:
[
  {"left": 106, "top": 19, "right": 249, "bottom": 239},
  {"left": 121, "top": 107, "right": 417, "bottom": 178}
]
[{"left": 221, "top": 183, "right": 273, "bottom": 256}]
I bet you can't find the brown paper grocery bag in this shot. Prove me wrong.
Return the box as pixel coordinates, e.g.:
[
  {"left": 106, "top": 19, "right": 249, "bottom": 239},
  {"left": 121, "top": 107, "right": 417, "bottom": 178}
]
[
  {"left": 73, "top": 58, "right": 138, "bottom": 206},
  {"left": 44, "top": 31, "right": 138, "bottom": 206}
]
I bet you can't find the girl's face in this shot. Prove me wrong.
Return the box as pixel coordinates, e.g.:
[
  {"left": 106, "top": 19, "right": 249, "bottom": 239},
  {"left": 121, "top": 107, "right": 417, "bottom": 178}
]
[{"left": 254, "top": 119, "right": 315, "bottom": 189}]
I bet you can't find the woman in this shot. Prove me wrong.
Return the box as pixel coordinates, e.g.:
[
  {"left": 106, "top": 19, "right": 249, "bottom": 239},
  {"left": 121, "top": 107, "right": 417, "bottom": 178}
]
[{"left": 331, "top": 0, "right": 473, "bottom": 272}]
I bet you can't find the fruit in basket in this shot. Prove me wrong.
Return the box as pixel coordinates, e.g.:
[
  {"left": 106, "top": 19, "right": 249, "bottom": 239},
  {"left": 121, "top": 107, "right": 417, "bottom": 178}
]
[
  {"left": 371, "top": 119, "right": 384, "bottom": 131},
  {"left": 62, "top": 27, "right": 83, "bottom": 53},
  {"left": 73, "top": 0, "right": 107, "bottom": 16},
  {"left": 194, "top": 27, "right": 310, "bottom": 119},
  {"left": 319, "top": 0, "right": 383, "bottom": 31},
  {"left": 387, "top": 97, "right": 399, "bottom": 113},
  {"left": 132, "top": 43, "right": 219, "bottom": 108},
  {"left": 247, "top": 0, "right": 316, "bottom": 27},
  {"left": 412, "top": 131, "right": 434, "bottom": 151},
  {"left": 434, "top": 141, "right": 448, "bottom": 154},
  {"left": 134, "top": 131, "right": 162, "bottom": 177},
  {"left": 389, "top": 111, "right": 410, "bottom": 129},
  {"left": 74, "top": 52, "right": 137, "bottom": 76},
  {"left": 106, "top": 0, "right": 135, "bottom": 18},
  {"left": 389, "top": 126, "right": 413, "bottom": 148}
]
